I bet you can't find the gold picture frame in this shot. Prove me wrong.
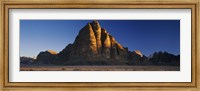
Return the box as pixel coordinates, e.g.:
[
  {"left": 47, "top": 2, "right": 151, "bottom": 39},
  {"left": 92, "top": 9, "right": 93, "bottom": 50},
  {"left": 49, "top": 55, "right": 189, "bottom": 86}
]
[{"left": 0, "top": 0, "right": 199, "bottom": 91}]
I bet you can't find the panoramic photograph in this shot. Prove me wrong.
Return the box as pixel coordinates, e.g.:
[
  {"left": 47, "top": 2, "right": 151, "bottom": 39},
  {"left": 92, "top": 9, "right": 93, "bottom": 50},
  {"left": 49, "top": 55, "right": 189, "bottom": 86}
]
[{"left": 20, "top": 20, "right": 180, "bottom": 71}]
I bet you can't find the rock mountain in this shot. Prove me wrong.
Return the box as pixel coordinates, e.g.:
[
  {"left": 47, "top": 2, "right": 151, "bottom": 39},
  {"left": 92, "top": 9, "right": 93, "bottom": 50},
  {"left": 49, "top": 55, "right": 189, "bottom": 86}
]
[{"left": 32, "top": 20, "right": 180, "bottom": 66}]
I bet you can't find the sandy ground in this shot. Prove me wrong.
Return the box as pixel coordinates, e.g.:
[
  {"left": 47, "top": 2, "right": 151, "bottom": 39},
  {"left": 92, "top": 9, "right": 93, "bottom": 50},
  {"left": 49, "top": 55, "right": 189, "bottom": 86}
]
[{"left": 20, "top": 66, "right": 180, "bottom": 71}]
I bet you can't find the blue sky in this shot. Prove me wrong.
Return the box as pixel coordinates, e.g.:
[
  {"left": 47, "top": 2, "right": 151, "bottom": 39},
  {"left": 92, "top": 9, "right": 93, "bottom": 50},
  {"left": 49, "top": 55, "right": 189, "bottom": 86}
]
[{"left": 20, "top": 20, "right": 180, "bottom": 57}]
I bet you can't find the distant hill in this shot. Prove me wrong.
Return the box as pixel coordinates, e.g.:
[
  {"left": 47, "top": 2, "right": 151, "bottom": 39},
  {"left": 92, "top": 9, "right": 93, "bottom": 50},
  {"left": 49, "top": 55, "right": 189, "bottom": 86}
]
[
  {"left": 20, "top": 56, "right": 35, "bottom": 64},
  {"left": 149, "top": 52, "right": 180, "bottom": 66},
  {"left": 21, "top": 20, "right": 180, "bottom": 66}
]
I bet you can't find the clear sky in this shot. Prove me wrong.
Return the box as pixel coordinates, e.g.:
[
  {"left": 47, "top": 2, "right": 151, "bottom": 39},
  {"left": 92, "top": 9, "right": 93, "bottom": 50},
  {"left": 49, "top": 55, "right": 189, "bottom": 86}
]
[{"left": 20, "top": 20, "right": 180, "bottom": 57}]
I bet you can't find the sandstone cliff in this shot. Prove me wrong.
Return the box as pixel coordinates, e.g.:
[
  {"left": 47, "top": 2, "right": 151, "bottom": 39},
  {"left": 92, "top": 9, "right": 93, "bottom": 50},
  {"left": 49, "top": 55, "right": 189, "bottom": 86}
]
[{"left": 54, "top": 20, "right": 130, "bottom": 65}]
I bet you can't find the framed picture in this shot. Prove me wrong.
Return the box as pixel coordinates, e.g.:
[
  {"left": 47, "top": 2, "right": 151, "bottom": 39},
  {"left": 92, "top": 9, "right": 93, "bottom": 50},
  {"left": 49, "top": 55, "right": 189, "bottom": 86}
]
[{"left": 0, "top": 0, "right": 199, "bottom": 91}]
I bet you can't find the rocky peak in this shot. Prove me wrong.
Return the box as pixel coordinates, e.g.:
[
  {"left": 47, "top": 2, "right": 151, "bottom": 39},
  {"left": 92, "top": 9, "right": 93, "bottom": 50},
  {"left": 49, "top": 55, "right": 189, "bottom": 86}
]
[
  {"left": 149, "top": 51, "right": 180, "bottom": 66},
  {"left": 91, "top": 20, "right": 101, "bottom": 31},
  {"left": 72, "top": 22, "right": 98, "bottom": 57},
  {"left": 35, "top": 50, "right": 57, "bottom": 64},
  {"left": 134, "top": 50, "right": 143, "bottom": 57},
  {"left": 58, "top": 20, "right": 128, "bottom": 62}
]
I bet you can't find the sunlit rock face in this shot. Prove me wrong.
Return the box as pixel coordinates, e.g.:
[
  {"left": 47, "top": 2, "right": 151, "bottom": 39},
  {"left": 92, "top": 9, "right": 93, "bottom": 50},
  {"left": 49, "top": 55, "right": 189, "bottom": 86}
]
[
  {"left": 91, "top": 20, "right": 102, "bottom": 53},
  {"left": 134, "top": 50, "right": 143, "bottom": 57},
  {"left": 46, "top": 50, "right": 58, "bottom": 55},
  {"left": 101, "top": 28, "right": 111, "bottom": 58},
  {"left": 72, "top": 23, "right": 98, "bottom": 58}
]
